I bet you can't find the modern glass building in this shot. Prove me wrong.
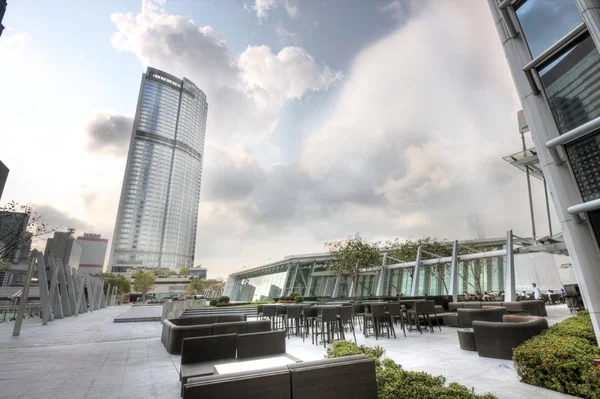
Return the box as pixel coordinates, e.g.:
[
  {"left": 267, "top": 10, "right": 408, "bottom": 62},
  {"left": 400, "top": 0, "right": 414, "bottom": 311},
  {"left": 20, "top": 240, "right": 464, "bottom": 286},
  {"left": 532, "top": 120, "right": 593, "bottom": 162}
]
[
  {"left": 487, "top": 0, "right": 600, "bottom": 341},
  {"left": 108, "top": 67, "right": 208, "bottom": 272},
  {"left": 224, "top": 235, "right": 574, "bottom": 302}
]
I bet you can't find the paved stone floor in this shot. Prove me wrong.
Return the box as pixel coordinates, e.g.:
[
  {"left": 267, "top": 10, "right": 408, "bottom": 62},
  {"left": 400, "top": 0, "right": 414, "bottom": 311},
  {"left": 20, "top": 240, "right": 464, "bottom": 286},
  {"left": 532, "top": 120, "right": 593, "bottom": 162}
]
[{"left": 0, "top": 304, "right": 577, "bottom": 399}]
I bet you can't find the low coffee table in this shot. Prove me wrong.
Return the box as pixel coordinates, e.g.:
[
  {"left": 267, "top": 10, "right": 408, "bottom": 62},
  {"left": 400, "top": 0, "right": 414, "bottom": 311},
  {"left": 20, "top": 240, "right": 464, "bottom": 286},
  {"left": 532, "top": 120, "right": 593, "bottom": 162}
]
[
  {"left": 214, "top": 354, "right": 298, "bottom": 375},
  {"left": 457, "top": 328, "right": 476, "bottom": 351}
]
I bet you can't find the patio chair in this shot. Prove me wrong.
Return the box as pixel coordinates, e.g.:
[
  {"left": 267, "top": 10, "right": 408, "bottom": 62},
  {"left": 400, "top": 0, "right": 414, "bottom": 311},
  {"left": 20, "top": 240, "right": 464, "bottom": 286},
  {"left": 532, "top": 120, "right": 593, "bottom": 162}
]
[
  {"left": 352, "top": 303, "right": 365, "bottom": 331},
  {"left": 262, "top": 305, "right": 276, "bottom": 329},
  {"left": 314, "top": 306, "right": 341, "bottom": 347},
  {"left": 364, "top": 303, "right": 392, "bottom": 339},
  {"left": 408, "top": 300, "right": 440, "bottom": 333},
  {"left": 387, "top": 302, "right": 405, "bottom": 337},
  {"left": 275, "top": 306, "right": 287, "bottom": 330}
]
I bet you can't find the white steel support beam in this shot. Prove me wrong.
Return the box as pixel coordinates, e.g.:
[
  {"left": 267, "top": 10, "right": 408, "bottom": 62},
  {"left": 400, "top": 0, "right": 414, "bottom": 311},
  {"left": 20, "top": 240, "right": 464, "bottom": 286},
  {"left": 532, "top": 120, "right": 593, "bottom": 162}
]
[
  {"left": 37, "top": 255, "right": 52, "bottom": 325},
  {"left": 64, "top": 263, "right": 77, "bottom": 316},
  {"left": 47, "top": 257, "right": 63, "bottom": 319},
  {"left": 75, "top": 272, "right": 86, "bottom": 315},
  {"left": 12, "top": 256, "right": 36, "bottom": 336},
  {"left": 375, "top": 252, "right": 388, "bottom": 296},
  {"left": 449, "top": 240, "right": 459, "bottom": 302},
  {"left": 331, "top": 276, "right": 341, "bottom": 298},
  {"left": 56, "top": 259, "right": 72, "bottom": 317},
  {"left": 505, "top": 230, "right": 516, "bottom": 302},
  {"left": 410, "top": 247, "right": 423, "bottom": 296}
]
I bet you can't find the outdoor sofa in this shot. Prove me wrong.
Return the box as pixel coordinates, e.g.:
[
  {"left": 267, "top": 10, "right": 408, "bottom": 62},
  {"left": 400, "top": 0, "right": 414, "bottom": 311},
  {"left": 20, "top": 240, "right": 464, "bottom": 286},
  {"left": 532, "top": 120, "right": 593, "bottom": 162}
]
[
  {"left": 162, "top": 316, "right": 270, "bottom": 354},
  {"left": 182, "top": 354, "right": 378, "bottom": 399},
  {"left": 472, "top": 315, "right": 549, "bottom": 359}
]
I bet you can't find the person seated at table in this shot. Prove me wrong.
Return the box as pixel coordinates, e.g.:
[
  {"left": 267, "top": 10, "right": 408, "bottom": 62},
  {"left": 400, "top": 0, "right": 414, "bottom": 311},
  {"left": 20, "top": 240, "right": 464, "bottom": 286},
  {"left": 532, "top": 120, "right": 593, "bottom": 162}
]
[
  {"left": 560, "top": 288, "right": 566, "bottom": 296},
  {"left": 521, "top": 290, "right": 527, "bottom": 299}
]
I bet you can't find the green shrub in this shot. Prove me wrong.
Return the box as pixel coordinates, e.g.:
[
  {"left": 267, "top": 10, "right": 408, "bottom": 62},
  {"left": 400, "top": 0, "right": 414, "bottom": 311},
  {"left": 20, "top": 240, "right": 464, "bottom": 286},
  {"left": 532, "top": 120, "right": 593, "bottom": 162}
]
[
  {"left": 513, "top": 310, "right": 600, "bottom": 398},
  {"left": 326, "top": 341, "right": 496, "bottom": 399},
  {"left": 290, "top": 292, "right": 301, "bottom": 299},
  {"left": 209, "top": 299, "right": 217, "bottom": 306},
  {"left": 217, "top": 296, "right": 230, "bottom": 304},
  {"left": 294, "top": 295, "right": 304, "bottom": 303}
]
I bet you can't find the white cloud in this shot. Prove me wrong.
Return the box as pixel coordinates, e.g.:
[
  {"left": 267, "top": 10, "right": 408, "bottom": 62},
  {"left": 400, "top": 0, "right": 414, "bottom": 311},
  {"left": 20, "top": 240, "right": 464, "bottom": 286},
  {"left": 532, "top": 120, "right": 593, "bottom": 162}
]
[
  {"left": 110, "top": 0, "right": 339, "bottom": 144},
  {"left": 253, "top": 0, "right": 297, "bottom": 20}
]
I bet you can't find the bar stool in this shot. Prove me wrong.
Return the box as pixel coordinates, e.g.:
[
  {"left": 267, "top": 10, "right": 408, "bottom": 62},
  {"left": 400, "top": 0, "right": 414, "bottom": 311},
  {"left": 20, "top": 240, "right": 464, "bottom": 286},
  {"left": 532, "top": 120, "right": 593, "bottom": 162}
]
[
  {"left": 275, "top": 306, "right": 287, "bottom": 329},
  {"left": 387, "top": 302, "right": 405, "bottom": 337},
  {"left": 315, "top": 307, "right": 341, "bottom": 347},
  {"left": 285, "top": 305, "right": 303, "bottom": 338},
  {"left": 338, "top": 305, "right": 356, "bottom": 343},
  {"left": 302, "top": 306, "right": 318, "bottom": 343},
  {"left": 364, "top": 303, "right": 392, "bottom": 340},
  {"left": 262, "top": 305, "right": 276, "bottom": 329}
]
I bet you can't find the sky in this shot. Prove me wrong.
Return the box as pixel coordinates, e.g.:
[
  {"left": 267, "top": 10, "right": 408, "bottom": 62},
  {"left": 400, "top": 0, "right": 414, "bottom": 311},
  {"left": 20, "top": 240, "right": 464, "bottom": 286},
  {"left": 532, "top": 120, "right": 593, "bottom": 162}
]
[{"left": 0, "top": 0, "right": 558, "bottom": 279}]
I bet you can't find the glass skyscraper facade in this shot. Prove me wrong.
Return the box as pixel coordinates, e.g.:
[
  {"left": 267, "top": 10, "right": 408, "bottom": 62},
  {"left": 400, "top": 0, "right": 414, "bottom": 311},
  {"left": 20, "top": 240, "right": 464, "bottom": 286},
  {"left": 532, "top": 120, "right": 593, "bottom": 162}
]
[
  {"left": 108, "top": 67, "right": 208, "bottom": 272},
  {"left": 488, "top": 0, "right": 600, "bottom": 342}
]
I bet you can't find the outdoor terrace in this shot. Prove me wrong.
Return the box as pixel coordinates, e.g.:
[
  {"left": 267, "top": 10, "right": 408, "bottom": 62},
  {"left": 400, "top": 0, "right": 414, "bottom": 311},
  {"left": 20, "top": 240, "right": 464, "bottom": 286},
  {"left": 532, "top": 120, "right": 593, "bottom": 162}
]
[{"left": 0, "top": 303, "right": 577, "bottom": 399}]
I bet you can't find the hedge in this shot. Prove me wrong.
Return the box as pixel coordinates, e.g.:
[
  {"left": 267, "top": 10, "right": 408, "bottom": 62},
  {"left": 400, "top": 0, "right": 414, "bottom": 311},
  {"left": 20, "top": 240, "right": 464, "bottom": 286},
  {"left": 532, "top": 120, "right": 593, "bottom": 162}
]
[
  {"left": 326, "top": 341, "right": 497, "bottom": 399},
  {"left": 513, "top": 310, "right": 600, "bottom": 398}
]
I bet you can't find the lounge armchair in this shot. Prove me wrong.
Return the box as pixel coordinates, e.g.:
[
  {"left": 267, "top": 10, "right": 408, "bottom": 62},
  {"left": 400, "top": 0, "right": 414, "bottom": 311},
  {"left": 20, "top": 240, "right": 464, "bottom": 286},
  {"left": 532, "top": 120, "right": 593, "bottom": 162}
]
[
  {"left": 457, "top": 307, "right": 506, "bottom": 328},
  {"left": 472, "top": 315, "right": 548, "bottom": 359}
]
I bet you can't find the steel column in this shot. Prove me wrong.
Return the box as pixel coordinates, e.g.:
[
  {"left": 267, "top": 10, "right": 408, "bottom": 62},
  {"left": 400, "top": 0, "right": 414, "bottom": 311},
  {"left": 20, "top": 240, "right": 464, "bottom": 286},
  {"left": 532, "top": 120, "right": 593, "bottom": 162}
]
[
  {"left": 449, "top": 240, "right": 459, "bottom": 302},
  {"left": 505, "top": 230, "right": 516, "bottom": 302},
  {"left": 410, "top": 247, "right": 423, "bottom": 296}
]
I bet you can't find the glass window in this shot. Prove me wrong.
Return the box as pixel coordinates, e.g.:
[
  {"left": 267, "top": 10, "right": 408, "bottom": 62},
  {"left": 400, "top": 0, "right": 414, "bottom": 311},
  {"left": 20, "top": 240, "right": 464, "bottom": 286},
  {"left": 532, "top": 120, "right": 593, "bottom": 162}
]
[
  {"left": 539, "top": 35, "right": 600, "bottom": 134},
  {"left": 587, "top": 210, "right": 600, "bottom": 248},
  {"left": 565, "top": 131, "right": 600, "bottom": 202},
  {"left": 516, "top": 0, "right": 582, "bottom": 58}
]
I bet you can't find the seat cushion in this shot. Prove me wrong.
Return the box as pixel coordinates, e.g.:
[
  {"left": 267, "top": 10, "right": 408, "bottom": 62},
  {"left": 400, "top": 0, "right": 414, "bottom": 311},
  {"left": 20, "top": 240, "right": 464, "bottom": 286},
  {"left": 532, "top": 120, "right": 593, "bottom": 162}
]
[{"left": 237, "top": 330, "right": 286, "bottom": 359}]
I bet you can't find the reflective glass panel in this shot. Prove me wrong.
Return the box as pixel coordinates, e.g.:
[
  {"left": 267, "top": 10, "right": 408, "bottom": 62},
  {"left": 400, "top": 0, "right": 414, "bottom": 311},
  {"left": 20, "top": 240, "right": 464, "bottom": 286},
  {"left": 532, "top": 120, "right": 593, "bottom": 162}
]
[
  {"left": 565, "top": 131, "right": 600, "bottom": 202},
  {"left": 516, "top": 0, "right": 581, "bottom": 58},
  {"left": 539, "top": 35, "right": 600, "bottom": 134}
]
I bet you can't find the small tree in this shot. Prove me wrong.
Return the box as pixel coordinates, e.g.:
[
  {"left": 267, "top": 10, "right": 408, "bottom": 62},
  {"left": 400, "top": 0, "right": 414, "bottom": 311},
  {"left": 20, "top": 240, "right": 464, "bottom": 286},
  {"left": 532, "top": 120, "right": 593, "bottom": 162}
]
[
  {"left": 179, "top": 267, "right": 189, "bottom": 276},
  {"left": 186, "top": 278, "right": 205, "bottom": 295},
  {"left": 132, "top": 269, "right": 156, "bottom": 302},
  {"left": 325, "top": 233, "right": 381, "bottom": 297},
  {"left": 96, "top": 273, "right": 131, "bottom": 295}
]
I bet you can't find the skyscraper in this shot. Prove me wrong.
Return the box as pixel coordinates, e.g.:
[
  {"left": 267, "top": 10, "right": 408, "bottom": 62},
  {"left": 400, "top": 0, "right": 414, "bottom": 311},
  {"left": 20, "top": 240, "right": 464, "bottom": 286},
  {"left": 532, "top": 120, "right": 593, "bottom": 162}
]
[{"left": 108, "top": 67, "right": 208, "bottom": 273}]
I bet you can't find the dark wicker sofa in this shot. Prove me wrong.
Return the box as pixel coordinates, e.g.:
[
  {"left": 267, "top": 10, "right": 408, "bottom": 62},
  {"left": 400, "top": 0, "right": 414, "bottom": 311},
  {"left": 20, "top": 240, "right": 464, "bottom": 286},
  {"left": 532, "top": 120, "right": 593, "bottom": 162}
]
[
  {"left": 182, "top": 354, "right": 377, "bottom": 399},
  {"left": 163, "top": 317, "right": 269, "bottom": 354},
  {"left": 448, "top": 300, "right": 547, "bottom": 316},
  {"left": 472, "top": 315, "right": 548, "bottom": 359},
  {"left": 457, "top": 307, "right": 507, "bottom": 328}
]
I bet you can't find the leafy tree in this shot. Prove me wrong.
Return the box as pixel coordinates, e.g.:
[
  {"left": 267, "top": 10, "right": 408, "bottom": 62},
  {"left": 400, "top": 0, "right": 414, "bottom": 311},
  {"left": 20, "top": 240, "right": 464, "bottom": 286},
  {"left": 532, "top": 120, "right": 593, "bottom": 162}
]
[
  {"left": 167, "top": 269, "right": 177, "bottom": 276},
  {"left": 0, "top": 201, "right": 56, "bottom": 268},
  {"left": 179, "top": 267, "right": 189, "bottom": 276},
  {"left": 132, "top": 269, "right": 156, "bottom": 302},
  {"left": 186, "top": 277, "right": 205, "bottom": 295},
  {"left": 96, "top": 273, "right": 131, "bottom": 294},
  {"left": 325, "top": 233, "right": 381, "bottom": 297}
]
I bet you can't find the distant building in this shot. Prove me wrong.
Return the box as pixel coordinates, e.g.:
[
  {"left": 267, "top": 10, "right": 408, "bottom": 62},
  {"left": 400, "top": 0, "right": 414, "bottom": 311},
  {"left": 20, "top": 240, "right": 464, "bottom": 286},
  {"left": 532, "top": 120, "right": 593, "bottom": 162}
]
[
  {"left": 44, "top": 230, "right": 82, "bottom": 269},
  {"left": 188, "top": 267, "right": 207, "bottom": 279},
  {"left": 0, "top": 1, "right": 7, "bottom": 38},
  {"left": 0, "top": 160, "right": 8, "bottom": 200},
  {"left": 77, "top": 233, "right": 108, "bottom": 275},
  {"left": 108, "top": 67, "right": 208, "bottom": 273},
  {"left": 0, "top": 211, "right": 30, "bottom": 264}
]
